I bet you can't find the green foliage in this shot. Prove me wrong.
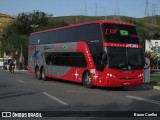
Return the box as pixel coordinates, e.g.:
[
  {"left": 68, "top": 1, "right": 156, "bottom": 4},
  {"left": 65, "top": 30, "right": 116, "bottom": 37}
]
[
  {"left": 145, "top": 51, "right": 158, "bottom": 68},
  {"left": 150, "top": 76, "right": 160, "bottom": 85},
  {"left": 135, "top": 22, "right": 150, "bottom": 42},
  {"left": 0, "top": 41, "right": 6, "bottom": 56},
  {"left": 38, "top": 20, "right": 68, "bottom": 31},
  {"left": 14, "top": 10, "right": 68, "bottom": 35},
  {"left": 2, "top": 33, "right": 28, "bottom": 59},
  {"left": 16, "top": 10, "right": 52, "bottom": 35}
]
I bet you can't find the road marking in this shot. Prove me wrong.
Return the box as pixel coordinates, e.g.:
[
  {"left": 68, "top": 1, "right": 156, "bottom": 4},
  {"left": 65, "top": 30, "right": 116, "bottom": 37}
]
[
  {"left": 42, "top": 92, "right": 69, "bottom": 106},
  {"left": 16, "top": 79, "right": 24, "bottom": 83},
  {"left": 126, "top": 96, "right": 160, "bottom": 105}
]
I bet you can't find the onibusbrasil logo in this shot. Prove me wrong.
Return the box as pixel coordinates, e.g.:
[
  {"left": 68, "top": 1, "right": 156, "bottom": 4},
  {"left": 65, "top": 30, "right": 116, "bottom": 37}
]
[{"left": 1, "top": 112, "right": 42, "bottom": 118}]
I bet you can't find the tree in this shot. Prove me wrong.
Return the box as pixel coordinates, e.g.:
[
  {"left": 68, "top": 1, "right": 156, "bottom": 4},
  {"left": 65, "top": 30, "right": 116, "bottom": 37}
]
[
  {"left": 152, "top": 32, "right": 160, "bottom": 39},
  {"left": 15, "top": 10, "right": 52, "bottom": 35},
  {"left": 135, "top": 22, "right": 150, "bottom": 43},
  {"left": 1, "top": 32, "right": 28, "bottom": 67}
]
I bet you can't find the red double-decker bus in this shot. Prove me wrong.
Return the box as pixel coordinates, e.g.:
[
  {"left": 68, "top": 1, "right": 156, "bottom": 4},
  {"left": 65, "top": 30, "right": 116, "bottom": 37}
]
[{"left": 28, "top": 20, "right": 144, "bottom": 88}]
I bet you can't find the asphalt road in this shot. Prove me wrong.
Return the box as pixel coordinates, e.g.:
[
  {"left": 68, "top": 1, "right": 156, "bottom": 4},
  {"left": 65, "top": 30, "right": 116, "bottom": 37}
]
[{"left": 0, "top": 70, "right": 160, "bottom": 120}]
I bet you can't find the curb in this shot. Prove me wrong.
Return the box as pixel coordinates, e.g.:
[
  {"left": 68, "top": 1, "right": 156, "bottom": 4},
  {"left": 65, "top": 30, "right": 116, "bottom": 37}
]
[
  {"left": 142, "top": 84, "right": 160, "bottom": 90},
  {"left": 15, "top": 70, "right": 28, "bottom": 71},
  {"left": 153, "top": 86, "right": 160, "bottom": 90},
  {"left": 3, "top": 70, "right": 28, "bottom": 71}
]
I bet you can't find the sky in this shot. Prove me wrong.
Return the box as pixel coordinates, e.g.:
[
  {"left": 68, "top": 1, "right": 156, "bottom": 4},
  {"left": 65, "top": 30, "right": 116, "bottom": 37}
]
[{"left": 0, "top": 0, "right": 158, "bottom": 18}]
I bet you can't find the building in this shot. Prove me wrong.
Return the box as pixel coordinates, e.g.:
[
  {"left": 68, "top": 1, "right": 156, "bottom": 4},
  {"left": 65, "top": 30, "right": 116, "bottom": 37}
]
[
  {"left": 0, "top": 13, "right": 13, "bottom": 34},
  {"left": 0, "top": 13, "right": 13, "bottom": 58}
]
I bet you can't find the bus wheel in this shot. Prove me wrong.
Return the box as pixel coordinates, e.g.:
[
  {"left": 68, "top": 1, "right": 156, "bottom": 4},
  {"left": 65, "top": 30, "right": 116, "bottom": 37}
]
[
  {"left": 35, "top": 68, "right": 41, "bottom": 80},
  {"left": 83, "top": 72, "right": 93, "bottom": 88},
  {"left": 42, "top": 68, "right": 47, "bottom": 81}
]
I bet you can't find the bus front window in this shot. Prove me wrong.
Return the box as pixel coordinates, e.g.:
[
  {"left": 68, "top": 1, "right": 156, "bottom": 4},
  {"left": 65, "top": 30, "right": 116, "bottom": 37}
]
[
  {"left": 106, "top": 47, "right": 143, "bottom": 70},
  {"left": 103, "top": 24, "right": 140, "bottom": 44}
]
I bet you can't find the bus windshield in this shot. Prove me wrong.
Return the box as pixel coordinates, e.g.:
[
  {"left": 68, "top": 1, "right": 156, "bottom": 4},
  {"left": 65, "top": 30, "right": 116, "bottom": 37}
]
[
  {"left": 106, "top": 47, "right": 144, "bottom": 70},
  {"left": 103, "top": 24, "right": 140, "bottom": 44}
]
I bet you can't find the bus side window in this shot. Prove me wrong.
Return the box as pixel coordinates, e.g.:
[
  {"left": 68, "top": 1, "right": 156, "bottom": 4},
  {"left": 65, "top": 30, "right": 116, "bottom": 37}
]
[{"left": 70, "top": 53, "right": 87, "bottom": 68}]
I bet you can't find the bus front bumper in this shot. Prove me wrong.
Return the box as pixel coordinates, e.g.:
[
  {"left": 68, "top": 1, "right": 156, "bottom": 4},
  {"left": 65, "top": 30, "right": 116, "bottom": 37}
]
[{"left": 104, "top": 77, "right": 143, "bottom": 87}]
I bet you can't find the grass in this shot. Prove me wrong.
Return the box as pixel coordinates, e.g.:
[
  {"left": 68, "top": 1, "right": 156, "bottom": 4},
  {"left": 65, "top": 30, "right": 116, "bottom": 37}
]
[{"left": 150, "top": 76, "right": 160, "bottom": 85}]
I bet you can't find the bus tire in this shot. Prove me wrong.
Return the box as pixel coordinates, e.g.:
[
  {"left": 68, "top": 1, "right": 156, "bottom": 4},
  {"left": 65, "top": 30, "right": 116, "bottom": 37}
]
[
  {"left": 42, "top": 68, "right": 48, "bottom": 81},
  {"left": 35, "top": 68, "right": 41, "bottom": 80},
  {"left": 83, "top": 71, "right": 93, "bottom": 88}
]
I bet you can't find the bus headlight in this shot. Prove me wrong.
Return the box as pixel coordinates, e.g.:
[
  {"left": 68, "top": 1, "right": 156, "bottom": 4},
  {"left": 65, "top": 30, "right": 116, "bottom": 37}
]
[
  {"left": 138, "top": 73, "right": 143, "bottom": 78},
  {"left": 107, "top": 73, "right": 116, "bottom": 78}
]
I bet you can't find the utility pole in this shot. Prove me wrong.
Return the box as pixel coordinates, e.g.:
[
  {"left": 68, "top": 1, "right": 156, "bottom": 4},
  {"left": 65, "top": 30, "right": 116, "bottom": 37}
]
[
  {"left": 114, "top": 0, "right": 121, "bottom": 21},
  {"left": 151, "top": 3, "right": 156, "bottom": 26},
  {"left": 144, "top": 0, "right": 149, "bottom": 17},
  {"left": 104, "top": 11, "right": 108, "bottom": 20},
  {"left": 95, "top": 3, "right": 98, "bottom": 16},
  {"left": 144, "top": 0, "right": 158, "bottom": 25},
  {"left": 84, "top": 1, "right": 88, "bottom": 16},
  {"left": 102, "top": 10, "right": 108, "bottom": 20}
]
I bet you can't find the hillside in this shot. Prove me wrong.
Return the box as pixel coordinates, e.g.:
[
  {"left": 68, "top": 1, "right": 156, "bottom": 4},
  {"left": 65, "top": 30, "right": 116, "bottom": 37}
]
[{"left": 54, "top": 16, "right": 160, "bottom": 26}]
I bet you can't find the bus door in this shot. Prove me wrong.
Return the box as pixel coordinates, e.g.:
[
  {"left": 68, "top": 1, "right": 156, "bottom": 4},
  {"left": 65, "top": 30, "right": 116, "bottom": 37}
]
[{"left": 88, "top": 40, "right": 103, "bottom": 71}]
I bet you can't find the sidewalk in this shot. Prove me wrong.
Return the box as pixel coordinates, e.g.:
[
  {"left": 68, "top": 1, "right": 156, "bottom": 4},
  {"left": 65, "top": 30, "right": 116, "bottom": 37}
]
[
  {"left": 153, "top": 85, "right": 160, "bottom": 90},
  {"left": 153, "top": 81, "right": 160, "bottom": 90},
  {"left": 1, "top": 69, "right": 28, "bottom": 72},
  {"left": 14, "top": 69, "right": 28, "bottom": 71},
  {"left": 142, "top": 83, "right": 160, "bottom": 90},
  {"left": 150, "top": 73, "right": 160, "bottom": 90},
  {"left": 150, "top": 74, "right": 160, "bottom": 77}
]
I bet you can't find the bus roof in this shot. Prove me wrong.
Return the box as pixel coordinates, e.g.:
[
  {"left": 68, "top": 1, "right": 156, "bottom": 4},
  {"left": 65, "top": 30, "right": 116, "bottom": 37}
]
[{"left": 31, "top": 20, "right": 135, "bottom": 35}]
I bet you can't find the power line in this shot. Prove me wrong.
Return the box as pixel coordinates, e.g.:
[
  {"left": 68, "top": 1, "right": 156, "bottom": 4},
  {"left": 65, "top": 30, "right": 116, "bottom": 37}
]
[{"left": 144, "top": 0, "right": 160, "bottom": 26}]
